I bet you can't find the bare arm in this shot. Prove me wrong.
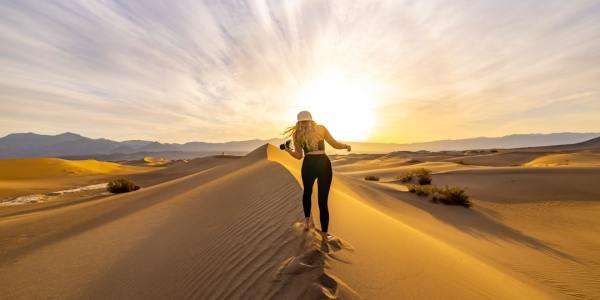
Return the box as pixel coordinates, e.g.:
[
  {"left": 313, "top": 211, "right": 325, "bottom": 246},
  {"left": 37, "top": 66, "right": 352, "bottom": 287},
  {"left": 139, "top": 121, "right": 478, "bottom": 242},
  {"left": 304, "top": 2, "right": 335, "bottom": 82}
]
[
  {"left": 285, "top": 137, "right": 304, "bottom": 160},
  {"left": 321, "top": 125, "right": 351, "bottom": 151}
]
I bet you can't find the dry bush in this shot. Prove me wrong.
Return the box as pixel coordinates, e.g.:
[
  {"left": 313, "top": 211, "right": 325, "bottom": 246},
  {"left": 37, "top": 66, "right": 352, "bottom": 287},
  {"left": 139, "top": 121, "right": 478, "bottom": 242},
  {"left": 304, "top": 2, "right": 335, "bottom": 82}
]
[
  {"left": 409, "top": 184, "right": 472, "bottom": 208},
  {"left": 398, "top": 168, "right": 432, "bottom": 185},
  {"left": 364, "top": 175, "right": 380, "bottom": 181},
  {"left": 418, "top": 174, "right": 432, "bottom": 185},
  {"left": 107, "top": 178, "right": 140, "bottom": 193},
  {"left": 431, "top": 186, "right": 472, "bottom": 207},
  {"left": 407, "top": 185, "right": 434, "bottom": 197},
  {"left": 397, "top": 173, "right": 413, "bottom": 183},
  {"left": 415, "top": 168, "right": 432, "bottom": 185}
]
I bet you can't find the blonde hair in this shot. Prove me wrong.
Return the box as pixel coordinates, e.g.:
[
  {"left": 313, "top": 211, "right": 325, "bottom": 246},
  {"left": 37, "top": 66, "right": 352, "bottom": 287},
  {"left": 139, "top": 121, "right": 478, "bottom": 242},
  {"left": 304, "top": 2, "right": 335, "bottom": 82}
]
[{"left": 284, "top": 120, "right": 323, "bottom": 151}]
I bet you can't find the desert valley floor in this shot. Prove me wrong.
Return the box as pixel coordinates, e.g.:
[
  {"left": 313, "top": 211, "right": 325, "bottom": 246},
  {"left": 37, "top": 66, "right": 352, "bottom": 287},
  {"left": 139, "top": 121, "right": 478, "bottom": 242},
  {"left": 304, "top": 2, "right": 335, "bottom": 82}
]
[{"left": 1, "top": 141, "right": 599, "bottom": 299}]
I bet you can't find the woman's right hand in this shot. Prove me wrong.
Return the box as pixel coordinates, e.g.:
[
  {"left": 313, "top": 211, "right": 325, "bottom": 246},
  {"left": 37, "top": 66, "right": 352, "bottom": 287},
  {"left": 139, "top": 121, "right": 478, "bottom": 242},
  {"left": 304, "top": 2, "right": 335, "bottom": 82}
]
[{"left": 346, "top": 144, "right": 352, "bottom": 152}]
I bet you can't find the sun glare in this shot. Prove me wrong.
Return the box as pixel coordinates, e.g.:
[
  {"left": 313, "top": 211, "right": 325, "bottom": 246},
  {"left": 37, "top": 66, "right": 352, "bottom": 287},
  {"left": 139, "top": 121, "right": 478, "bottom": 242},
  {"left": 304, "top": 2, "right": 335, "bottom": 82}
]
[{"left": 293, "top": 72, "right": 377, "bottom": 142}]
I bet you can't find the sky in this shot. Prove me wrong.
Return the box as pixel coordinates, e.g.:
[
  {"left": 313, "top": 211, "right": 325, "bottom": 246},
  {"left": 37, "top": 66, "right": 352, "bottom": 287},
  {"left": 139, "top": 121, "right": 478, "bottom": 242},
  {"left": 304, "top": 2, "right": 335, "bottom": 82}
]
[{"left": 1, "top": 0, "right": 599, "bottom": 143}]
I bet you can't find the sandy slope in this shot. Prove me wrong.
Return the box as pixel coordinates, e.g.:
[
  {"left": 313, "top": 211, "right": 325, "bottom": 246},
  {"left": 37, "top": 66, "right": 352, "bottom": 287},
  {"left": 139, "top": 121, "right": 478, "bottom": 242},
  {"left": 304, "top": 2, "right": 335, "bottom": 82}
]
[
  {"left": 329, "top": 146, "right": 600, "bottom": 298},
  {"left": 339, "top": 173, "right": 599, "bottom": 299},
  {"left": 338, "top": 159, "right": 600, "bottom": 298},
  {"left": 0, "top": 145, "right": 576, "bottom": 299}
]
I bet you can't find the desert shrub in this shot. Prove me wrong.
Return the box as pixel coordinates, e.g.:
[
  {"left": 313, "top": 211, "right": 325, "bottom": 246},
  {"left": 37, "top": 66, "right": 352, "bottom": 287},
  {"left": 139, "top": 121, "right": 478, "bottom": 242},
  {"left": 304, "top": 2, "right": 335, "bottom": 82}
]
[
  {"left": 398, "top": 168, "right": 432, "bottom": 185},
  {"left": 418, "top": 174, "right": 432, "bottom": 185},
  {"left": 406, "top": 159, "right": 422, "bottom": 164},
  {"left": 364, "top": 175, "right": 380, "bottom": 181},
  {"left": 408, "top": 184, "right": 472, "bottom": 208},
  {"left": 414, "top": 168, "right": 432, "bottom": 185},
  {"left": 107, "top": 178, "right": 140, "bottom": 193},
  {"left": 431, "top": 186, "right": 472, "bottom": 207},
  {"left": 407, "top": 184, "right": 434, "bottom": 197},
  {"left": 397, "top": 173, "right": 413, "bottom": 183}
]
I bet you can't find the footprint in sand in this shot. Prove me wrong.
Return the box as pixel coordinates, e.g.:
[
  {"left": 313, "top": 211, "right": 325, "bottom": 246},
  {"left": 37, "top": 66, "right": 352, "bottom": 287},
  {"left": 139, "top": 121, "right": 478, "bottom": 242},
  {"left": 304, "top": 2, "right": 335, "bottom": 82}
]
[
  {"left": 292, "top": 221, "right": 355, "bottom": 253},
  {"left": 277, "top": 249, "right": 326, "bottom": 275},
  {"left": 276, "top": 222, "right": 362, "bottom": 299},
  {"left": 299, "top": 272, "right": 363, "bottom": 300}
]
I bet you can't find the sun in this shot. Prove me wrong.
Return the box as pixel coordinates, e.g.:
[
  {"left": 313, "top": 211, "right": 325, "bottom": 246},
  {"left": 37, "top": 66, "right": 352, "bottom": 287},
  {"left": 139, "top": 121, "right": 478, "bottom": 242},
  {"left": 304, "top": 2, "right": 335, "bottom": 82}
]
[{"left": 293, "top": 72, "right": 377, "bottom": 142}]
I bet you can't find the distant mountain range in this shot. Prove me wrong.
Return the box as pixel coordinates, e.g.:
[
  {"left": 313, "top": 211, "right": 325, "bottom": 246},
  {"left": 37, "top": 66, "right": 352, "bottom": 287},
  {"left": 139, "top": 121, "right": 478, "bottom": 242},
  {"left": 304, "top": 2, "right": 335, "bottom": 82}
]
[
  {"left": 344, "top": 132, "right": 600, "bottom": 153},
  {"left": 0, "top": 132, "right": 281, "bottom": 160},
  {"left": 0, "top": 132, "right": 598, "bottom": 160}
]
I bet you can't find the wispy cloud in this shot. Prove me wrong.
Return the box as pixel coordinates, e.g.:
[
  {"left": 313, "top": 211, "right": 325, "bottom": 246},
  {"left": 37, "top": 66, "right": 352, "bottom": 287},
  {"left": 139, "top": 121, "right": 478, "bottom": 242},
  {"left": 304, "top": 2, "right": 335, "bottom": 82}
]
[{"left": 1, "top": 0, "right": 599, "bottom": 142}]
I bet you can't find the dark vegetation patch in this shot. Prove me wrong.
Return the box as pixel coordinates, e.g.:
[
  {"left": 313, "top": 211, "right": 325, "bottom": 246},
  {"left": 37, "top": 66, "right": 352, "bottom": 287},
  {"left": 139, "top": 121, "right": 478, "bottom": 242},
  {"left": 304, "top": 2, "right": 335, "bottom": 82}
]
[
  {"left": 364, "top": 175, "right": 380, "bottom": 181},
  {"left": 107, "top": 178, "right": 140, "bottom": 193},
  {"left": 397, "top": 168, "right": 432, "bottom": 185},
  {"left": 408, "top": 184, "right": 472, "bottom": 208}
]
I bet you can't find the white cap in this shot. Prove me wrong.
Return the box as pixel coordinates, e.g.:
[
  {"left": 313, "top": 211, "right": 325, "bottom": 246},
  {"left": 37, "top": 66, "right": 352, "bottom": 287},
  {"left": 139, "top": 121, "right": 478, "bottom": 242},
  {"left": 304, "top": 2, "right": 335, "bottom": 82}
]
[{"left": 297, "top": 111, "right": 313, "bottom": 122}]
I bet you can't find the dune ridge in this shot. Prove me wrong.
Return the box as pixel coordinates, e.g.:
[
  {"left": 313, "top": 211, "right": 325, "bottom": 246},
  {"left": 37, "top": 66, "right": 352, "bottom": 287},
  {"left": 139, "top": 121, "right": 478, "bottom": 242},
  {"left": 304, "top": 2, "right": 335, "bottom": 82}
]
[{"left": 0, "top": 145, "right": 356, "bottom": 299}]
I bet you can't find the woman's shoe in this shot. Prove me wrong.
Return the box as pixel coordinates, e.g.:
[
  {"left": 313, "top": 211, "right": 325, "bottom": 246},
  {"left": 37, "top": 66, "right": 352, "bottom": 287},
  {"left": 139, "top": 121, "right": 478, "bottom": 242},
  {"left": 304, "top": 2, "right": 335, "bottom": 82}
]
[
  {"left": 321, "top": 232, "right": 334, "bottom": 242},
  {"left": 303, "top": 219, "right": 311, "bottom": 231}
]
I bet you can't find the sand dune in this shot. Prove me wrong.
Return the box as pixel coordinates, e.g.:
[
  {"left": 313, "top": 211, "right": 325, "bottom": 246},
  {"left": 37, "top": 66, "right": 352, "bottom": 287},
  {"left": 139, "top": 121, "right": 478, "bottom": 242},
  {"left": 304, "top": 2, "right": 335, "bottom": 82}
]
[
  {"left": 0, "top": 158, "right": 146, "bottom": 180},
  {"left": 524, "top": 152, "right": 600, "bottom": 167},
  {"left": 0, "top": 145, "right": 347, "bottom": 299},
  {"left": 0, "top": 158, "right": 152, "bottom": 201},
  {"left": 0, "top": 155, "right": 238, "bottom": 219},
  {"left": 2, "top": 144, "right": 598, "bottom": 298}
]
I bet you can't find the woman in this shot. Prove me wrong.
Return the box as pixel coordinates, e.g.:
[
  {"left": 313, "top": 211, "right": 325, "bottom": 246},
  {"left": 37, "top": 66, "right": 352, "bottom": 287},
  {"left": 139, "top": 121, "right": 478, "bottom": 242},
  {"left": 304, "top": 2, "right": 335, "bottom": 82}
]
[{"left": 283, "top": 111, "right": 351, "bottom": 241}]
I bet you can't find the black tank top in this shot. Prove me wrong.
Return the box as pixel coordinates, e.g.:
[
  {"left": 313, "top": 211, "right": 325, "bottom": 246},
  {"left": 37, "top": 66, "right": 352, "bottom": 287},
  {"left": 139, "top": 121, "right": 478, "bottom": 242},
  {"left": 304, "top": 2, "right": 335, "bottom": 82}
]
[{"left": 302, "top": 139, "right": 325, "bottom": 153}]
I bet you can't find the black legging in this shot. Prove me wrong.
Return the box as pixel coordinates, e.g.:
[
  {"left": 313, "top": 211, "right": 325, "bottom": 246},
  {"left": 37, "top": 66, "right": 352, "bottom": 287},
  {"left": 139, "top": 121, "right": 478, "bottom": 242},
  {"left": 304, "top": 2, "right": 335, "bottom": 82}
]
[{"left": 301, "top": 154, "right": 333, "bottom": 232}]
